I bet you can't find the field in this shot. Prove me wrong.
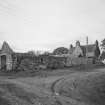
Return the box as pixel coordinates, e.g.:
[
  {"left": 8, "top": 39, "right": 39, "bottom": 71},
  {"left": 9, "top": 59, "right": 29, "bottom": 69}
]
[{"left": 0, "top": 64, "right": 105, "bottom": 105}]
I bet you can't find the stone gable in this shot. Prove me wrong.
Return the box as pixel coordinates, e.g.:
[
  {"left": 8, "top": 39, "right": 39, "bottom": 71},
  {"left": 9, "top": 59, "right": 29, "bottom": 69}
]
[{"left": 0, "top": 41, "right": 13, "bottom": 70}]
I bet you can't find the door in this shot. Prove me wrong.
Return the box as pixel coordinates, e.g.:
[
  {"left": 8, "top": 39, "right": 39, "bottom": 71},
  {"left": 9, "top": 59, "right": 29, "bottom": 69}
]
[{"left": 1, "top": 55, "right": 6, "bottom": 70}]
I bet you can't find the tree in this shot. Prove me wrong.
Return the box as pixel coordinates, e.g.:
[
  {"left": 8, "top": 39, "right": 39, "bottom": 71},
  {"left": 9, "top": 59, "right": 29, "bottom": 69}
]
[
  {"left": 101, "top": 38, "right": 105, "bottom": 50},
  {"left": 94, "top": 40, "right": 100, "bottom": 58},
  {"left": 94, "top": 46, "right": 100, "bottom": 58},
  {"left": 95, "top": 40, "right": 99, "bottom": 46},
  {"left": 35, "top": 50, "right": 42, "bottom": 56},
  {"left": 27, "top": 50, "right": 35, "bottom": 55},
  {"left": 100, "top": 51, "right": 105, "bottom": 60},
  {"left": 43, "top": 51, "right": 52, "bottom": 55},
  {"left": 53, "top": 47, "right": 69, "bottom": 55}
]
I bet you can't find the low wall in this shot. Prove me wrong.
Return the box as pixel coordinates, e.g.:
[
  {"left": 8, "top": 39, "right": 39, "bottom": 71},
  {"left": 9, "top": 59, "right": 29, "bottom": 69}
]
[
  {"left": 46, "top": 56, "right": 66, "bottom": 69},
  {"left": 12, "top": 53, "right": 95, "bottom": 71},
  {"left": 66, "top": 57, "right": 94, "bottom": 67},
  {"left": 12, "top": 54, "right": 67, "bottom": 70}
]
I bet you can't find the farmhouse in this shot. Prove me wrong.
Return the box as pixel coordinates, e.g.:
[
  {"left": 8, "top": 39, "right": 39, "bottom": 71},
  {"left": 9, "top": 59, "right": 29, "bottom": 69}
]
[
  {"left": 65, "top": 40, "right": 100, "bottom": 66},
  {"left": 68, "top": 40, "right": 100, "bottom": 58}
]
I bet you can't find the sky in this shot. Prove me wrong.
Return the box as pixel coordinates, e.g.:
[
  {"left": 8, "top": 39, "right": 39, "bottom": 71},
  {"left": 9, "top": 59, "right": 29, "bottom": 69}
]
[{"left": 0, "top": 0, "right": 105, "bottom": 52}]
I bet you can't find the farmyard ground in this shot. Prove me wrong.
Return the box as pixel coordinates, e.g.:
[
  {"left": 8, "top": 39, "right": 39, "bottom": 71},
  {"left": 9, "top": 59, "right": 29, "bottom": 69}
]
[{"left": 0, "top": 64, "right": 105, "bottom": 105}]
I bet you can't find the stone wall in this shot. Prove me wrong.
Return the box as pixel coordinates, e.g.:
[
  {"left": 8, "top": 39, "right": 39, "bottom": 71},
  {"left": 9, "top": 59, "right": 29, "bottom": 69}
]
[
  {"left": 12, "top": 54, "right": 67, "bottom": 70},
  {"left": 46, "top": 56, "right": 66, "bottom": 69},
  {"left": 11, "top": 53, "right": 95, "bottom": 71},
  {"left": 0, "top": 54, "right": 13, "bottom": 70},
  {"left": 66, "top": 57, "right": 94, "bottom": 67},
  {"left": 6, "top": 54, "right": 13, "bottom": 70}
]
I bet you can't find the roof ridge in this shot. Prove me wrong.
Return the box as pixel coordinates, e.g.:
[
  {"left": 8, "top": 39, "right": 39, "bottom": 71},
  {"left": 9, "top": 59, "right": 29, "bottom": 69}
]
[{"left": 1, "top": 41, "right": 13, "bottom": 53}]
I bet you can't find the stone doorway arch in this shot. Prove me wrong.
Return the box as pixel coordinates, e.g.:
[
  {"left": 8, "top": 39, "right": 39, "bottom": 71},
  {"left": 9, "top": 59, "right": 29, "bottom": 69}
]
[{"left": 1, "top": 55, "right": 6, "bottom": 70}]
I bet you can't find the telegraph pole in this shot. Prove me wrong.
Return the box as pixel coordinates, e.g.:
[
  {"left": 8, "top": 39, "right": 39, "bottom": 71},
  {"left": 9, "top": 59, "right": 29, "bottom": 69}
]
[{"left": 86, "top": 36, "right": 88, "bottom": 58}]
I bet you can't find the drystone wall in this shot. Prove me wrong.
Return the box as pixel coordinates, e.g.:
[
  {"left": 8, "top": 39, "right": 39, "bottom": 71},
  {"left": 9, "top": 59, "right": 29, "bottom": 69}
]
[
  {"left": 66, "top": 57, "right": 94, "bottom": 67},
  {"left": 11, "top": 53, "right": 95, "bottom": 71},
  {"left": 12, "top": 54, "right": 67, "bottom": 70}
]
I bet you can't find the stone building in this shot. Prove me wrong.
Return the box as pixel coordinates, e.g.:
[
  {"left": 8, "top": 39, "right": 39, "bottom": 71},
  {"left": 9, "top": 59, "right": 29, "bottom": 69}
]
[
  {"left": 68, "top": 40, "right": 100, "bottom": 58},
  {"left": 66, "top": 40, "right": 100, "bottom": 66},
  {"left": 0, "top": 41, "right": 13, "bottom": 70}
]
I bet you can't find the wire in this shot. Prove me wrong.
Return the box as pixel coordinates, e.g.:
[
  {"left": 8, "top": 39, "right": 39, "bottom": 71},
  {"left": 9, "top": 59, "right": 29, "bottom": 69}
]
[{"left": 0, "top": 0, "right": 22, "bottom": 16}]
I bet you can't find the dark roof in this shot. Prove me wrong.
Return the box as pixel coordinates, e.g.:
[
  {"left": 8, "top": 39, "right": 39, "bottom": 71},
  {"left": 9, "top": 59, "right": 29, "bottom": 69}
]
[
  {"left": 69, "top": 44, "right": 96, "bottom": 55},
  {"left": 86, "top": 44, "right": 96, "bottom": 52},
  {"left": 80, "top": 44, "right": 96, "bottom": 53}
]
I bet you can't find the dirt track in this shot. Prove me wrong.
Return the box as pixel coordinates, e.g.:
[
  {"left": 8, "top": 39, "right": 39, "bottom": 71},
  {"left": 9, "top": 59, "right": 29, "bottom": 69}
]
[{"left": 0, "top": 68, "right": 105, "bottom": 105}]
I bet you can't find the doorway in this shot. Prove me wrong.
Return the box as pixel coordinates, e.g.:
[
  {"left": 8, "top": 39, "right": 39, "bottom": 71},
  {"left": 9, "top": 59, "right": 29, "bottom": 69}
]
[{"left": 1, "top": 55, "right": 6, "bottom": 70}]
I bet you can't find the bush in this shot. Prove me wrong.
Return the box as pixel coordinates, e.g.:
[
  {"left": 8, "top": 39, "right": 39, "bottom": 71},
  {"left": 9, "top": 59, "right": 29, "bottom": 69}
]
[
  {"left": 17, "top": 59, "right": 37, "bottom": 71},
  {"left": 47, "top": 60, "right": 65, "bottom": 69}
]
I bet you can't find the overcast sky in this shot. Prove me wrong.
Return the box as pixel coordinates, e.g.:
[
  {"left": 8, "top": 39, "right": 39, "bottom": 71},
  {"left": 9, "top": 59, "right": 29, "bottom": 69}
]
[{"left": 0, "top": 0, "right": 105, "bottom": 52}]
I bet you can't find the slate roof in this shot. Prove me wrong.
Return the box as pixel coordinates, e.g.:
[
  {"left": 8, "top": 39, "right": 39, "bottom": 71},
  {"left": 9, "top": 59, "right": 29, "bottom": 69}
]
[
  {"left": 69, "top": 44, "right": 96, "bottom": 56},
  {"left": 86, "top": 44, "right": 96, "bottom": 52},
  {"left": 81, "top": 44, "right": 96, "bottom": 55}
]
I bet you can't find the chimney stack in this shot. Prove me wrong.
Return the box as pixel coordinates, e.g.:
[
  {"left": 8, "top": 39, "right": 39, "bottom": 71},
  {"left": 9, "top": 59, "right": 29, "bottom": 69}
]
[{"left": 86, "top": 36, "right": 88, "bottom": 45}]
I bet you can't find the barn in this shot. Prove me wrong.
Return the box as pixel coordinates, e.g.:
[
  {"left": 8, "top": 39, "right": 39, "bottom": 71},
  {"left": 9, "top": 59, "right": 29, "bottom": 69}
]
[{"left": 0, "top": 41, "right": 13, "bottom": 70}]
